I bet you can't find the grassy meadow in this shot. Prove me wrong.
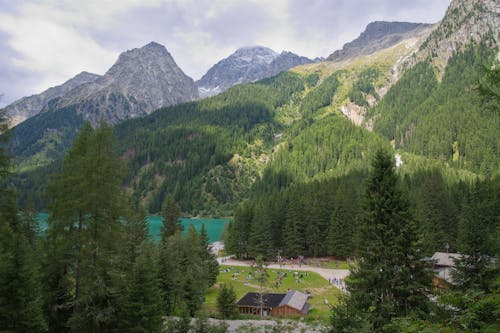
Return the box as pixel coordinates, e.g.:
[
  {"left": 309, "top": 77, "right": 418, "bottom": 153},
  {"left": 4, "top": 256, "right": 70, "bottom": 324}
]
[{"left": 203, "top": 265, "right": 344, "bottom": 321}]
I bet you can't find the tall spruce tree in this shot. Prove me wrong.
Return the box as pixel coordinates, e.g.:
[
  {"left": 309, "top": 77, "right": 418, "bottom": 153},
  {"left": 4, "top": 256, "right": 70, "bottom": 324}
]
[
  {"left": 216, "top": 284, "right": 238, "bottom": 320},
  {"left": 45, "top": 121, "right": 126, "bottom": 332},
  {"left": 161, "top": 195, "right": 182, "bottom": 241},
  {"left": 453, "top": 180, "right": 499, "bottom": 292},
  {"left": 159, "top": 232, "right": 184, "bottom": 315},
  {"left": 117, "top": 241, "right": 164, "bottom": 333},
  {"left": 328, "top": 207, "right": 353, "bottom": 259},
  {"left": 0, "top": 191, "right": 47, "bottom": 333},
  {"left": 0, "top": 109, "right": 46, "bottom": 332},
  {"left": 342, "top": 150, "right": 430, "bottom": 331}
]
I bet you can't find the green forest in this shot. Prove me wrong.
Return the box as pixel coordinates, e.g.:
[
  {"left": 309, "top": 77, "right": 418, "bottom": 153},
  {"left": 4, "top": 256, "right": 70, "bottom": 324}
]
[
  {"left": 1, "top": 122, "right": 219, "bottom": 332},
  {"left": 0, "top": 15, "right": 499, "bottom": 331}
]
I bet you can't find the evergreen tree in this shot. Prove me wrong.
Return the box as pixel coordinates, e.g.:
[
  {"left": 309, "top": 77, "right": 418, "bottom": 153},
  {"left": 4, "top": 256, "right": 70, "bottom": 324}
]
[
  {"left": 117, "top": 241, "right": 164, "bottom": 333},
  {"left": 0, "top": 191, "right": 46, "bottom": 332},
  {"left": 161, "top": 195, "right": 182, "bottom": 241},
  {"left": 248, "top": 203, "right": 274, "bottom": 259},
  {"left": 328, "top": 207, "right": 353, "bottom": 259},
  {"left": 453, "top": 180, "right": 499, "bottom": 291},
  {"left": 182, "top": 226, "right": 207, "bottom": 316},
  {"left": 199, "top": 224, "right": 219, "bottom": 287},
  {"left": 0, "top": 109, "right": 46, "bottom": 332},
  {"left": 216, "top": 284, "right": 238, "bottom": 319},
  {"left": 45, "top": 121, "right": 126, "bottom": 332},
  {"left": 158, "top": 232, "right": 184, "bottom": 315},
  {"left": 342, "top": 150, "right": 430, "bottom": 331},
  {"left": 283, "top": 191, "right": 305, "bottom": 257},
  {"left": 122, "top": 205, "right": 149, "bottom": 267},
  {"left": 418, "top": 171, "right": 456, "bottom": 254}
]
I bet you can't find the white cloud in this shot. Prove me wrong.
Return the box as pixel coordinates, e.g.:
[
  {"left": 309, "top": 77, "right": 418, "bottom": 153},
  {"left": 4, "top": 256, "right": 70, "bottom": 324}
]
[{"left": 0, "top": 0, "right": 451, "bottom": 105}]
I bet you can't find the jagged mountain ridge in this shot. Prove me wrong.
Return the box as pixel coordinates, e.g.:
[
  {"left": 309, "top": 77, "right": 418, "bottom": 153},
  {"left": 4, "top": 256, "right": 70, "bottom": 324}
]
[
  {"left": 43, "top": 42, "right": 198, "bottom": 125},
  {"left": 197, "top": 46, "right": 313, "bottom": 98},
  {"left": 4, "top": 71, "right": 101, "bottom": 127},
  {"left": 402, "top": 0, "right": 500, "bottom": 72},
  {"left": 327, "top": 21, "right": 434, "bottom": 62}
]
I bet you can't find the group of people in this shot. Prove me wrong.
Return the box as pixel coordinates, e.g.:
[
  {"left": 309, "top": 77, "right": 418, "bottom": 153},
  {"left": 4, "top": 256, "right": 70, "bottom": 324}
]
[{"left": 329, "top": 276, "right": 347, "bottom": 292}]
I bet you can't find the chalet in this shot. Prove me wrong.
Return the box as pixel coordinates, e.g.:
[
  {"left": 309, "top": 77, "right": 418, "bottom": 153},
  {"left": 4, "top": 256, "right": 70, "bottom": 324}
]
[
  {"left": 237, "top": 290, "right": 311, "bottom": 317},
  {"left": 430, "top": 252, "right": 462, "bottom": 285}
]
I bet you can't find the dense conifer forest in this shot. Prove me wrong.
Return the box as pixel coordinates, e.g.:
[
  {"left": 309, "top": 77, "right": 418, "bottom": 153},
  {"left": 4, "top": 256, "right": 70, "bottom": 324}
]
[{"left": 0, "top": 2, "right": 499, "bottom": 329}]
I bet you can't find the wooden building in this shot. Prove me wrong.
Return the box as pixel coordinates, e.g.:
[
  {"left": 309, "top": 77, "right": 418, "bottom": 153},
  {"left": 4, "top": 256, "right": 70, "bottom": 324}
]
[
  {"left": 237, "top": 290, "right": 311, "bottom": 317},
  {"left": 430, "top": 252, "right": 462, "bottom": 285}
]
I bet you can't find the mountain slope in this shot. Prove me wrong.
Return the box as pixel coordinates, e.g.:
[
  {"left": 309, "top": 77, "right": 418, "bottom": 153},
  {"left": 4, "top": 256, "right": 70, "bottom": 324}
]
[
  {"left": 45, "top": 42, "right": 198, "bottom": 125},
  {"left": 403, "top": 0, "right": 500, "bottom": 72},
  {"left": 8, "top": 0, "right": 499, "bottom": 214},
  {"left": 4, "top": 71, "right": 100, "bottom": 127},
  {"left": 327, "top": 21, "right": 433, "bottom": 62},
  {"left": 197, "top": 46, "right": 313, "bottom": 97},
  {"left": 370, "top": 0, "right": 500, "bottom": 176},
  {"left": 6, "top": 42, "right": 199, "bottom": 172}
]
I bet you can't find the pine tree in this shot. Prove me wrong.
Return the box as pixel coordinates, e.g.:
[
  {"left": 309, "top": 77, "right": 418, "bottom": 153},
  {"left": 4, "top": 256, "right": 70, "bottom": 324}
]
[
  {"left": 328, "top": 207, "right": 353, "bottom": 259},
  {"left": 199, "top": 224, "right": 219, "bottom": 287},
  {"left": 158, "top": 232, "right": 184, "bottom": 315},
  {"left": 0, "top": 109, "right": 46, "bottom": 332},
  {"left": 418, "top": 171, "right": 456, "bottom": 254},
  {"left": 283, "top": 191, "right": 305, "bottom": 257},
  {"left": 343, "top": 150, "right": 430, "bottom": 331},
  {"left": 117, "top": 241, "right": 164, "bottom": 333},
  {"left": 453, "top": 180, "right": 499, "bottom": 291},
  {"left": 0, "top": 191, "right": 46, "bottom": 332},
  {"left": 248, "top": 203, "right": 274, "bottom": 259},
  {"left": 161, "top": 195, "right": 182, "bottom": 241},
  {"left": 182, "top": 226, "right": 207, "bottom": 317},
  {"left": 45, "top": 121, "right": 126, "bottom": 331},
  {"left": 216, "top": 284, "right": 238, "bottom": 319}
]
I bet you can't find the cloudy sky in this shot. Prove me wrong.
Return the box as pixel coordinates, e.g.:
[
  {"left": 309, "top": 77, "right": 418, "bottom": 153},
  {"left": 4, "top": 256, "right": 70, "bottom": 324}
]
[{"left": 0, "top": 0, "right": 451, "bottom": 106}]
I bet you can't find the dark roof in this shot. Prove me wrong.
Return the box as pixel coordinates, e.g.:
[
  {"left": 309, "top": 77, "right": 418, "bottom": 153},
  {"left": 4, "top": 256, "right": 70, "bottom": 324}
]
[{"left": 237, "top": 292, "right": 286, "bottom": 308}]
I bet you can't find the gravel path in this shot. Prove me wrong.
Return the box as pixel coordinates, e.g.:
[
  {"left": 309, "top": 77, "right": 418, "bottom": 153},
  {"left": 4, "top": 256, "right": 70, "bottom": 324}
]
[{"left": 218, "top": 258, "right": 350, "bottom": 291}]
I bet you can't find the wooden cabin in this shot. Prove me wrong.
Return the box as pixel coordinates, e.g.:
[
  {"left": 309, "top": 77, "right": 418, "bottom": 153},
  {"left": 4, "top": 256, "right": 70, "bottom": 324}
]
[
  {"left": 430, "top": 252, "right": 462, "bottom": 285},
  {"left": 237, "top": 290, "right": 311, "bottom": 317}
]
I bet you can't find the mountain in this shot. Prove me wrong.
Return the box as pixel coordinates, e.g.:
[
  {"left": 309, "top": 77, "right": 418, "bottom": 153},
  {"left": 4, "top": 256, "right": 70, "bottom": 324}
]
[
  {"left": 402, "top": 0, "right": 500, "bottom": 71},
  {"left": 4, "top": 71, "right": 101, "bottom": 127},
  {"left": 8, "top": 0, "right": 499, "bottom": 215},
  {"left": 369, "top": 0, "right": 499, "bottom": 175},
  {"left": 327, "top": 21, "right": 433, "bottom": 62},
  {"left": 197, "top": 46, "right": 313, "bottom": 98},
  {"left": 43, "top": 42, "right": 198, "bottom": 125}
]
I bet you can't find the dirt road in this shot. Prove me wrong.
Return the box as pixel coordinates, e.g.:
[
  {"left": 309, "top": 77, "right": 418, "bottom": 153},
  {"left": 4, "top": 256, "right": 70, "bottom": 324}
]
[{"left": 218, "top": 257, "right": 350, "bottom": 291}]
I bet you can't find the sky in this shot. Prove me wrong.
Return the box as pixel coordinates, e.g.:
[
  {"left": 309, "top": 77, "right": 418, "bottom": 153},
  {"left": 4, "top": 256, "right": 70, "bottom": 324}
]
[{"left": 0, "top": 0, "right": 451, "bottom": 106}]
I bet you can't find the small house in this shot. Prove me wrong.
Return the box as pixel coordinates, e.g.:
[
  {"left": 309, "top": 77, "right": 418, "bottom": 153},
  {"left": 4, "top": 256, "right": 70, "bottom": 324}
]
[
  {"left": 430, "top": 252, "right": 462, "bottom": 285},
  {"left": 237, "top": 290, "right": 311, "bottom": 316}
]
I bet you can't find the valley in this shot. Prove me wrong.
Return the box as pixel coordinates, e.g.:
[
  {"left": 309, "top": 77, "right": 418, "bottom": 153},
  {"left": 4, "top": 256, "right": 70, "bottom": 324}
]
[{"left": 0, "top": 0, "right": 498, "bottom": 332}]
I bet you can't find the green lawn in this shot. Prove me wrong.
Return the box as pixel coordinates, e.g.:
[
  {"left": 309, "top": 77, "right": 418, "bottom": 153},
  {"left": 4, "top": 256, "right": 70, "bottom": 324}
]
[{"left": 203, "top": 265, "right": 343, "bottom": 321}]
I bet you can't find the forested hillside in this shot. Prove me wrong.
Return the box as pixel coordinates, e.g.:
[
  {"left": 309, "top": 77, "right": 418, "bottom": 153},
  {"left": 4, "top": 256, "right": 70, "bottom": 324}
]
[{"left": 371, "top": 42, "right": 499, "bottom": 176}]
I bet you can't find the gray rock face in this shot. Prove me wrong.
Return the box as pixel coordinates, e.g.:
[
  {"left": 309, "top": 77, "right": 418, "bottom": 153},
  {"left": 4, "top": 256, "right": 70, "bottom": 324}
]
[
  {"left": 403, "top": 0, "right": 500, "bottom": 70},
  {"left": 327, "top": 21, "right": 434, "bottom": 62},
  {"left": 197, "top": 46, "right": 313, "bottom": 98},
  {"left": 4, "top": 71, "right": 101, "bottom": 127},
  {"left": 45, "top": 42, "right": 198, "bottom": 124}
]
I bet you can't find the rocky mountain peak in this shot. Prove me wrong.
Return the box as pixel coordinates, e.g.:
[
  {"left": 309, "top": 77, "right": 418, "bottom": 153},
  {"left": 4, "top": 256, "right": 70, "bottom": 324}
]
[
  {"left": 232, "top": 46, "right": 279, "bottom": 64},
  {"left": 4, "top": 71, "right": 101, "bottom": 127},
  {"left": 197, "top": 46, "right": 311, "bottom": 98},
  {"left": 41, "top": 41, "right": 198, "bottom": 124},
  {"left": 327, "top": 21, "right": 433, "bottom": 62}
]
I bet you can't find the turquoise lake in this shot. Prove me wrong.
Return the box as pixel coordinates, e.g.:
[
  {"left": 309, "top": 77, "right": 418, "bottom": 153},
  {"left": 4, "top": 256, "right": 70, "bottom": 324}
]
[{"left": 37, "top": 213, "right": 230, "bottom": 243}]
